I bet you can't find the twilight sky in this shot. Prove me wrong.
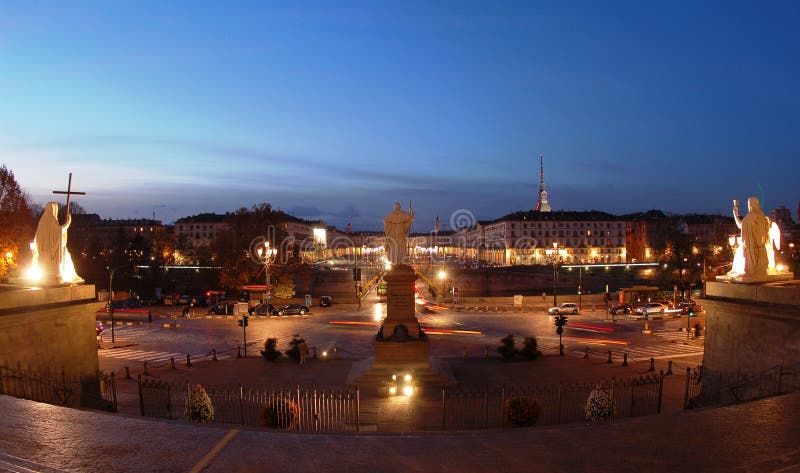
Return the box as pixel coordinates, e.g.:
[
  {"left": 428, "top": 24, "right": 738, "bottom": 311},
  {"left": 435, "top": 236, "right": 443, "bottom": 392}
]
[{"left": 1, "top": 1, "right": 798, "bottom": 231}]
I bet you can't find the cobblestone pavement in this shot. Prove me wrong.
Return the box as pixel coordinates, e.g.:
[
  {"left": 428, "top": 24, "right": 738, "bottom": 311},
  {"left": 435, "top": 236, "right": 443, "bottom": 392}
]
[{"left": 0, "top": 392, "right": 798, "bottom": 472}]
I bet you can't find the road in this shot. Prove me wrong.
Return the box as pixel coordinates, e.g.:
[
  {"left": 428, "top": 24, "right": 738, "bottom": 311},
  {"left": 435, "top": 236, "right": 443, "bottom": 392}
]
[{"left": 97, "top": 293, "right": 705, "bottom": 374}]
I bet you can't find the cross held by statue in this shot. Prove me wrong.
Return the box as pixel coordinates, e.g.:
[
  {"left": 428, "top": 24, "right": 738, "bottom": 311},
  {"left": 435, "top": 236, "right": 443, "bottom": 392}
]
[{"left": 52, "top": 172, "right": 86, "bottom": 214}]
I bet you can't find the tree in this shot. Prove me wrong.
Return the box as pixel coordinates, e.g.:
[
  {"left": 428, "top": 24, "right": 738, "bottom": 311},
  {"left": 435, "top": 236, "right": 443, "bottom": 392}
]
[
  {"left": 211, "top": 203, "right": 287, "bottom": 291},
  {"left": 0, "top": 165, "right": 33, "bottom": 279},
  {"left": 272, "top": 275, "right": 295, "bottom": 299}
]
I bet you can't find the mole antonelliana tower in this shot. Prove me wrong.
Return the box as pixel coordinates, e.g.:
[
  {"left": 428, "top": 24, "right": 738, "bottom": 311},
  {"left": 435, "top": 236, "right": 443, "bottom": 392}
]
[{"left": 535, "top": 153, "right": 552, "bottom": 212}]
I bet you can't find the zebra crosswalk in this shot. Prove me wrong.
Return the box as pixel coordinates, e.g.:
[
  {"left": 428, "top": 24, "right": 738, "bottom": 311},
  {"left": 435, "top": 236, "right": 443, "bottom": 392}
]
[
  {"left": 98, "top": 348, "right": 233, "bottom": 364},
  {"left": 97, "top": 324, "right": 155, "bottom": 342},
  {"left": 572, "top": 339, "right": 704, "bottom": 362},
  {"left": 654, "top": 330, "right": 704, "bottom": 343}
]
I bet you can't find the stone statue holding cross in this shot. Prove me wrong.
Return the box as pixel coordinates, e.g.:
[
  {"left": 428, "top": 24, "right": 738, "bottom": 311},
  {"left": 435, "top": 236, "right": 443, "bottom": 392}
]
[{"left": 29, "top": 173, "right": 85, "bottom": 284}]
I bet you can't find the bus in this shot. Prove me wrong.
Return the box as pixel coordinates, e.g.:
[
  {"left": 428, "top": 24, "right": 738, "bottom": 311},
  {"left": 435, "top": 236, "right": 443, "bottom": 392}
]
[{"left": 377, "top": 280, "right": 388, "bottom": 302}]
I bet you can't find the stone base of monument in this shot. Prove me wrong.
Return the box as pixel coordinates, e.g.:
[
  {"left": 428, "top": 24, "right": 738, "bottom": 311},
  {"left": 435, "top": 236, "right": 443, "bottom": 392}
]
[
  {"left": 715, "top": 272, "right": 794, "bottom": 284},
  {"left": 348, "top": 264, "right": 454, "bottom": 393},
  {"left": 699, "top": 280, "right": 800, "bottom": 399},
  {"left": 0, "top": 282, "right": 104, "bottom": 407}
]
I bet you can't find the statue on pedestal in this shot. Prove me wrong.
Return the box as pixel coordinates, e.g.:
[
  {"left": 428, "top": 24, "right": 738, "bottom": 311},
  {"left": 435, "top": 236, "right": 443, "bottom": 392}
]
[
  {"left": 383, "top": 202, "right": 414, "bottom": 265},
  {"left": 30, "top": 202, "right": 83, "bottom": 284},
  {"left": 722, "top": 196, "right": 793, "bottom": 283}
]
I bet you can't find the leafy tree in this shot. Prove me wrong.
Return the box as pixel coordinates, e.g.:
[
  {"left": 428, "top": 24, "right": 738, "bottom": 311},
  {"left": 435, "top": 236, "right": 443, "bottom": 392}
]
[
  {"left": 211, "top": 203, "right": 287, "bottom": 291},
  {"left": 272, "top": 275, "right": 295, "bottom": 299},
  {"left": 0, "top": 165, "right": 33, "bottom": 279}
]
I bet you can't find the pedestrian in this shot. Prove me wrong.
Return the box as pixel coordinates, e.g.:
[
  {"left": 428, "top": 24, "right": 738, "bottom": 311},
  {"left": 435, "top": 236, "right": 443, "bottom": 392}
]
[{"left": 299, "top": 340, "right": 309, "bottom": 365}]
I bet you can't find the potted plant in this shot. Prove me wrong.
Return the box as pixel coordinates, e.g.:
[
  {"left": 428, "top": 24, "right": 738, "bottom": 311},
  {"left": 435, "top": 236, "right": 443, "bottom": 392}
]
[
  {"left": 184, "top": 384, "right": 214, "bottom": 424},
  {"left": 505, "top": 396, "right": 541, "bottom": 427},
  {"left": 585, "top": 381, "right": 615, "bottom": 422}
]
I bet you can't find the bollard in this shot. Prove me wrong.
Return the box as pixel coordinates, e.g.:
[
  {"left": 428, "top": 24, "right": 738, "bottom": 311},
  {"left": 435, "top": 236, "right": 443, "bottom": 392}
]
[
  {"left": 237, "top": 346, "right": 242, "bottom": 359},
  {"left": 649, "top": 357, "right": 655, "bottom": 372},
  {"left": 186, "top": 353, "right": 192, "bottom": 367},
  {"left": 143, "top": 361, "right": 149, "bottom": 376},
  {"left": 170, "top": 357, "right": 176, "bottom": 369},
  {"left": 124, "top": 366, "right": 131, "bottom": 379},
  {"left": 584, "top": 346, "right": 589, "bottom": 359},
  {"left": 312, "top": 346, "right": 317, "bottom": 360},
  {"left": 607, "top": 351, "right": 612, "bottom": 364},
  {"left": 622, "top": 353, "right": 628, "bottom": 366},
  {"left": 667, "top": 360, "right": 673, "bottom": 375},
  {"left": 212, "top": 349, "right": 218, "bottom": 361}
]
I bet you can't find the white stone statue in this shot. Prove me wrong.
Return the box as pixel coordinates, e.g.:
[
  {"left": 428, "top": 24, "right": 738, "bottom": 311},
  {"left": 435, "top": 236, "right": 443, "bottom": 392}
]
[
  {"left": 728, "top": 235, "right": 745, "bottom": 277},
  {"left": 732, "top": 197, "right": 769, "bottom": 278},
  {"left": 383, "top": 202, "right": 414, "bottom": 264},
  {"left": 30, "top": 202, "right": 83, "bottom": 284}
]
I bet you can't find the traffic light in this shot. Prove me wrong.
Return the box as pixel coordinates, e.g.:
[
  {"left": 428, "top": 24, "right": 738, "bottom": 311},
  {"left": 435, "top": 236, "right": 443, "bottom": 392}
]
[
  {"left": 238, "top": 315, "right": 249, "bottom": 328},
  {"left": 688, "top": 307, "right": 695, "bottom": 317}
]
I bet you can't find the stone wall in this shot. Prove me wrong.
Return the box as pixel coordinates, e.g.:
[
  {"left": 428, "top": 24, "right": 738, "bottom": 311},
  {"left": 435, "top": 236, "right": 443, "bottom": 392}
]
[
  {"left": 0, "top": 285, "right": 102, "bottom": 379},
  {"left": 701, "top": 282, "right": 800, "bottom": 376}
]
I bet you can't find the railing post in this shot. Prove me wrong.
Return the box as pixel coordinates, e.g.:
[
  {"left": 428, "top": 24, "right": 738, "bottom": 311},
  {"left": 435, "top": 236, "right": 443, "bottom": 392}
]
[
  {"left": 484, "top": 388, "right": 489, "bottom": 429},
  {"left": 110, "top": 372, "right": 117, "bottom": 412},
  {"left": 441, "top": 387, "right": 446, "bottom": 430},
  {"left": 239, "top": 384, "right": 245, "bottom": 425},
  {"left": 557, "top": 382, "right": 563, "bottom": 424},
  {"left": 649, "top": 357, "right": 655, "bottom": 372},
  {"left": 500, "top": 385, "right": 506, "bottom": 429},
  {"left": 137, "top": 374, "right": 144, "bottom": 416},
  {"left": 630, "top": 378, "right": 637, "bottom": 416},
  {"left": 657, "top": 370, "right": 664, "bottom": 414},
  {"left": 684, "top": 367, "right": 691, "bottom": 409}
]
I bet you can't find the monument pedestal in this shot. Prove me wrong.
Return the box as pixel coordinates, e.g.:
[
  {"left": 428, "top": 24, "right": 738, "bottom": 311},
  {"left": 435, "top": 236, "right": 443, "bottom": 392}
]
[{"left": 351, "top": 264, "right": 453, "bottom": 390}]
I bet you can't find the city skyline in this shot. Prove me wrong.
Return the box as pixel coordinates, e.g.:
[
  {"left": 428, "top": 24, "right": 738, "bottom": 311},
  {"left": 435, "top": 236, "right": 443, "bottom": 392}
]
[{"left": 2, "top": 2, "right": 798, "bottom": 229}]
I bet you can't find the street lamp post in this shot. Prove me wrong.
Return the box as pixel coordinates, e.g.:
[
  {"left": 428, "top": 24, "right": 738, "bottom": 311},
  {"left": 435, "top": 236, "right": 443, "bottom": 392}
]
[
  {"left": 552, "top": 242, "right": 560, "bottom": 307},
  {"left": 107, "top": 264, "right": 131, "bottom": 343},
  {"left": 257, "top": 242, "right": 278, "bottom": 309},
  {"left": 578, "top": 265, "right": 583, "bottom": 310}
]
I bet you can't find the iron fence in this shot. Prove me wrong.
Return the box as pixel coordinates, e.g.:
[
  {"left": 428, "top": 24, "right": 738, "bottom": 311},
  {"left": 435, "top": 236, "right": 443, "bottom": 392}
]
[
  {"left": 138, "top": 377, "right": 360, "bottom": 432},
  {"left": 684, "top": 363, "right": 800, "bottom": 409},
  {"left": 442, "top": 374, "right": 664, "bottom": 430},
  {"left": 0, "top": 364, "right": 116, "bottom": 411}
]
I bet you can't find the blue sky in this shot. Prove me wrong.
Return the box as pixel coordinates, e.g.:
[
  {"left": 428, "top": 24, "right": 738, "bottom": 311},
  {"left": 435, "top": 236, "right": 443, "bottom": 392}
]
[{"left": 1, "top": 1, "right": 798, "bottom": 230}]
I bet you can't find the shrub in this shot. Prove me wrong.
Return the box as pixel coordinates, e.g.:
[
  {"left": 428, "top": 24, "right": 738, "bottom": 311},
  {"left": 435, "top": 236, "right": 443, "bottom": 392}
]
[
  {"left": 285, "top": 336, "right": 304, "bottom": 362},
  {"left": 260, "top": 398, "right": 299, "bottom": 429},
  {"left": 505, "top": 396, "right": 541, "bottom": 427},
  {"left": 184, "top": 384, "right": 214, "bottom": 423},
  {"left": 260, "top": 338, "right": 281, "bottom": 361},
  {"left": 585, "top": 381, "right": 616, "bottom": 422},
  {"left": 497, "top": 334, "right": 517, "bottom": 360},
  {"left": 519, "top": 337, "right": 542, "bottom": 360}
]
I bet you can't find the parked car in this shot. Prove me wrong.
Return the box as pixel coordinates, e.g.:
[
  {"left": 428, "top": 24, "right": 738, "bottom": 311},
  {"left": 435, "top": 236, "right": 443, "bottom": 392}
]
[
  {"left": 320, "top": 296, "right": 333, "bottom": 307},
  {"left": 548, "top": 303, "right": 579, "bottom": 315},
  {"left": 633, "top": 302, "right": 666, "bottom": 317},
  {"left": 249, "top": 303, "right": 274, "bottom": 315},
  {"left": 207, "top": 301, "right": 247, "bottom": 315},
  {"left": 271, "top": 304, "right": 310, "bottom": 316},
  {"left": 676, "top": 301, "right": 702, "bottom": 315},
  {"left": 608, "top": 303, "right": 632, "bottom": 315}
]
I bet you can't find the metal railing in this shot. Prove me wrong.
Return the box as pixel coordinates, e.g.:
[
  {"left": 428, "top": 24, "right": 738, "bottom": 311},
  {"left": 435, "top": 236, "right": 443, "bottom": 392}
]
[
  {"left": 684, "top": 363, "right": 800, "bottom": 409},
  {"left": 138, "top": 377, "right": 360, "bottom": 432},
  {"left": 0, "top": 364, "right": 116, "bottom": 411},
  {"left": 442, "top": 374, "right": 664, "bottom": 430}
]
